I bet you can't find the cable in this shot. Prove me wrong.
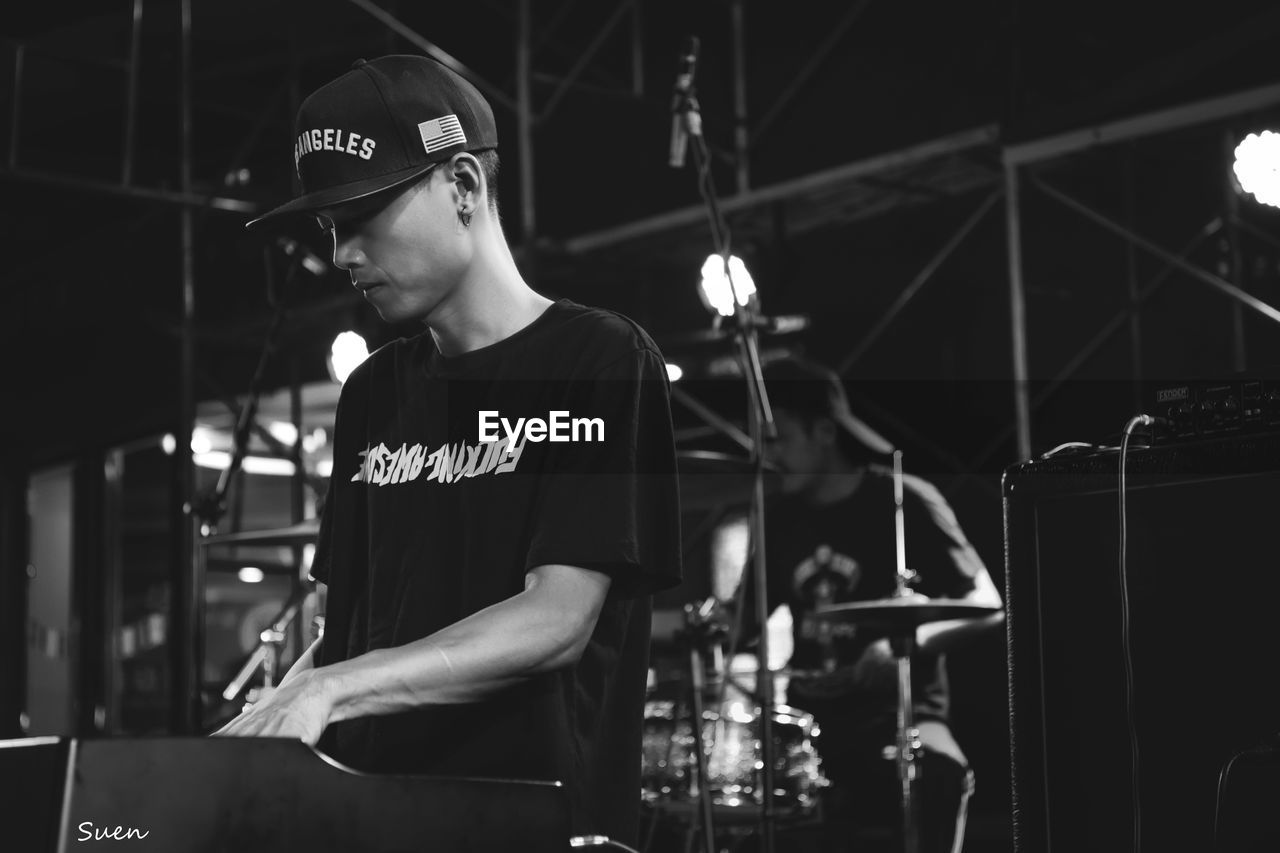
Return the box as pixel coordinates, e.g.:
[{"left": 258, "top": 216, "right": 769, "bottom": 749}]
[
  {"left": 1118, "top": 414, "right": 1156, "bottom": 853},
  {"left": 1038, "top": 441, "right": 1097, "bottom": 459},
  {"left": 1214, "top": 749, "right": 1244, "bottom": 851}
]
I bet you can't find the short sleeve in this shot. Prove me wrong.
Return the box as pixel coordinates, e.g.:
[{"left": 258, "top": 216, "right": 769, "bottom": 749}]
[
  {"left": 902, "top": 475, "right": 983, "bottom": 599},
  {"left": 310, "top": 481, "right": 335, "bottom": 585},
  {"left": 309, "top": 364, "right": 369, "bottom": 587},
  {"left": 524, "top": 347, "right": 683, "bottom": 598},
  {"left": 307, "top": 362, "right": 372, "bottom": 666}
]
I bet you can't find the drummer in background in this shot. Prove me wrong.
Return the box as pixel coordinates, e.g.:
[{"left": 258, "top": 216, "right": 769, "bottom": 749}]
[{"left": 749, "top": 354, "right": 1003, "bottom": 853}]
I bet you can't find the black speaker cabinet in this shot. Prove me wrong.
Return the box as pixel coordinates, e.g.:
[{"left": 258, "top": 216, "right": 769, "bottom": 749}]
[{"left": 1003, "top": 431, "right": 1280, "bottom": 853}]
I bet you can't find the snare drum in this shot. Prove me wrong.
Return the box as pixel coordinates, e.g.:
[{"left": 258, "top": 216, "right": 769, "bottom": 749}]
[{"left": 641, "top": 700, "right": 826, "bottom": 818}]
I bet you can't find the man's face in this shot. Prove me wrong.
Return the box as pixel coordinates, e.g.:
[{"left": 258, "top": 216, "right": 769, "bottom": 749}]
[
  {"left": 766, "top": 409, "right": 832, "bottom": 495},
  {"left": 317, "top": 164, "right": 470, "bottom": 325}
]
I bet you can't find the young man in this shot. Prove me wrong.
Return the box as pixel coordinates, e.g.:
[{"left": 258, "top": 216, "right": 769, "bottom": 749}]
[
  {"left": 218, "top": 55, "right": 682, "bottom": 846},
  {"left": 755, "top": 355, "right": 1003, "bottom": 853}
]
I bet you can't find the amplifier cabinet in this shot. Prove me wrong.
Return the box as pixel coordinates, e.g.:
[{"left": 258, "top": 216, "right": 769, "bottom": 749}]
[{"left": 1003, "top": 431, "right": 1280, "bottom": 853}]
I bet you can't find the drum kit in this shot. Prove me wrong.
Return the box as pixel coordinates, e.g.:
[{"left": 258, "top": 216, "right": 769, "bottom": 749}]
[{"left": 647, "top": 447, "right": 1000, "bottom": 853}]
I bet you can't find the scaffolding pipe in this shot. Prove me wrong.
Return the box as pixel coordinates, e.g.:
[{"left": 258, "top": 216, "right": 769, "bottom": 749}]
[
  {"left": 749, "top": 0, "right": 871, "bottom": 147},
  {"left": 630, "top": 0, "right": 644, "bottom": 97},
  {"left": 1005, "top": 80, "right": 1280, "bottom": 166},
  {"left": 346, "top": 0, "right": 516, "bottom": 112},
  {"left": 1123, "top": 144, "right": 1144, "bottom": 411},
  {"left": 538, "top": 0, "right": 633, "bottom": 123},
  {"left": 289, "top": 358, "right": 307, "bottom": 658},
  {"left": 175, "top": 0, "right": 203, "bottom": 736},
  {"left": 967, "top": 217, "right": 1223, "bottom": 475},
  {"left": 9, "top": 44, "right": 23, "bottom": 168},
  {"left": 838, "top": 189, "right": 1001, "bottom": 374},
  {"left": 221, "top": 82, "right": 289, "bottom": 183},
  {"left": 123, "top": 0, "right": 144, "bottom": 185},
  {"left": 533, "top": 0, "right": 583, "bottom": 57},
  {"left": 0, "top": 167, "right": 257, "bottom": 212},
  {"left": 731, "top": 0, "right": 749, "bottom": 193},
  {"left": 671, "top": 386, "right": 754, "bottom": 453},
  {"left": 1035, "top": 219, "right": 1223, "bottom": 412},
  {"left": 517, "top": 0, "right": 536, "bottom": 257},
  {"left": 1223, "top": 130, "right": 1247, "bottom": 372},
  {"left": 564, "top": 125, "right": 999, "bottom": 254},
  {"left": 1004, "top": 163, "right": 1033, "bottom": 461},
  {"left": 1034, "top": 177, "right": 1280, "bottom": 327}
]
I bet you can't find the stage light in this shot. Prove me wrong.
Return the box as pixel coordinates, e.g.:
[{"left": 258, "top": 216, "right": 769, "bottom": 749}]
[
  {"left": 194, "top": 451, "right": 297, "bottom": 477},
  {"left": 329, "top": 331, "right": 369, "bottom": 383},
  {"left": 302, "top": 427, "right": 327, "bottom": 454},
  {"left": 190, "top": 426, "right": 216, "bottom": 455},
  {"left": 665, "top": 363, "right": 684, "bottom": 382},
  {"left": 161, "top": 434, "right": 177, "bottom": 455},
  {"left": 1233, "top": 131, "right": 1280, "bottom": 208},
  {"left": 242, "top": 456, "right": 297, "bottom": 476},
  {"left": 316, "top": 458, "right": 334, "bottom": 478},
  {"left": 238, "top": 566, "right": 265, "bottom": 584},
  {"left": 268, "top": 421, "right": 298, "bottom": 448},
  {"left": 699, "top": 253, "right": 756, "bottom": 317}
]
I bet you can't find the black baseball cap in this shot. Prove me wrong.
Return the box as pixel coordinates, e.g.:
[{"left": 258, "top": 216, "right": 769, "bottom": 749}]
[
  {"left": 246, "top": 54, "right": 498, "bottom": 231},
  {"left": 764, "top": 355, "right": 895, "bottom": 458}
]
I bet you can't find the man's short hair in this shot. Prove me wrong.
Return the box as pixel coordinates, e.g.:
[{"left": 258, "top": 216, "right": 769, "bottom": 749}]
[{"left": 475, "top": 149, "right": 500, "bottom": 214}]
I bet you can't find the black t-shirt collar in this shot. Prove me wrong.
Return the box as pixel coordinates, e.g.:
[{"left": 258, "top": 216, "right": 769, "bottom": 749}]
[{"left": 426, "top": 298, "right": 569, "bottom": 377}]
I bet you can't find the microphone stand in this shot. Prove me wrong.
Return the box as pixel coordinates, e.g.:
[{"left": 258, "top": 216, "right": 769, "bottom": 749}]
[
  {"left": 674, "top": 69, "right": 781, "bottom": 853},
  {"left": 186, "top": 247, "right": 307, "bottom": 532}
]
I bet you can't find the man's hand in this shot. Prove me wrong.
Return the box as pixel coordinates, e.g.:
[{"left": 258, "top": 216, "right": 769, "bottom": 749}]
[{"left": 212, "top": 668, "right": 332, "bottom": 746}]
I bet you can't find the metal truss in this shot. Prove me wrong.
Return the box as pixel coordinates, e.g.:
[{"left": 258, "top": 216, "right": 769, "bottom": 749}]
[
  {"left": 1003, "top": 80, "right": 1280, "bottom": 460},
  {"left": 626, "top": 78, "right": 1280, "bottom": 500}
]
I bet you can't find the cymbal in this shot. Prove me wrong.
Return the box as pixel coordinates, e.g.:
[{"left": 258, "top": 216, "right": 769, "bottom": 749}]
[
  {"left": 814, "top": 595, "right": 1000, "bottom": 630},
  {"left": 678, "top": 450, "right": 776, "bottom": 474}
]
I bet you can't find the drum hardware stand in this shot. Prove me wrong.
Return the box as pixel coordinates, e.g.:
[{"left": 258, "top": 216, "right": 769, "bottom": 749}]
[
  {"left": 678, "top": 598, "right": 729, "bottom": 853},
  {"left": 220, "top": 582, "right": 313, "bottom": 703},
  {"left": 670, "top": 35, "right": 782, "bottom": 853},
  {"left": 888, "top": 449, "right": 922, "bottom": 853},
  {"left": 809, "top": 452, "right": 1000, "bottom": 853}
]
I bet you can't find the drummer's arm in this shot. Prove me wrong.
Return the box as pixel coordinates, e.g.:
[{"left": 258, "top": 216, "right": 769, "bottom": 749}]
[{"left": 915, "top": 551, "right": 1004, "bottom": 655}]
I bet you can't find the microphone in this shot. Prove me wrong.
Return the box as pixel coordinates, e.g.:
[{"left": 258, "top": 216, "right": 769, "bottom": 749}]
[
  {"left": 668, "top": 35, "right": 701, "bottom": 168},
  {"left": 276, "top": 236, "right": 328, "bottom": 278}
]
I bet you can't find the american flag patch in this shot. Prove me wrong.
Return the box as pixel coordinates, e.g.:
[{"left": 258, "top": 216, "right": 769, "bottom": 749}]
[{"left": 418, "top": 115, "right": 467, "bottom": 154}]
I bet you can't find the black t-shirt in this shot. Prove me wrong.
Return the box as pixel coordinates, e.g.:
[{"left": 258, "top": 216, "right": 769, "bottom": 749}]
[
  {"left": 763, "top": 466, "right": 982, "bottom": 734},
  {"left": 311, "top": 299, "right": 682, "bottom": 844}
]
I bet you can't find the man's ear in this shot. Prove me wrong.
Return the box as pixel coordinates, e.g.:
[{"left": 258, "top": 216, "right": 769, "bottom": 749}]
[{"left": 447, "top": 153, "right": 482, "bottom": 216}]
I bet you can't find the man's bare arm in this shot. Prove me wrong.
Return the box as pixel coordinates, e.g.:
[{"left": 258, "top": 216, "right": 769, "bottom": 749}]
[
  {"left": 213, "top": 564, "right": 611, "bottom": 743},
  {"left": 915, "top": 549, "right": 1004, "bottom": 655}
]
